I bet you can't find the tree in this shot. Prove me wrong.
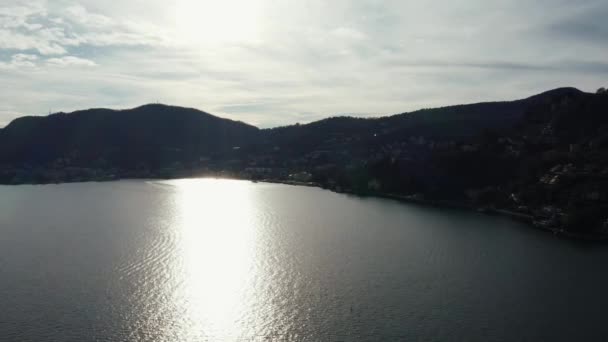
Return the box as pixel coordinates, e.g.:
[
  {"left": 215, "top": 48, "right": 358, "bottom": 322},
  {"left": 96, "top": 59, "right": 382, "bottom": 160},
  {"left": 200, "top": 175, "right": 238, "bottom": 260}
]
[{"left": 597, "top": 87, "right": 606, "bottom": 95}]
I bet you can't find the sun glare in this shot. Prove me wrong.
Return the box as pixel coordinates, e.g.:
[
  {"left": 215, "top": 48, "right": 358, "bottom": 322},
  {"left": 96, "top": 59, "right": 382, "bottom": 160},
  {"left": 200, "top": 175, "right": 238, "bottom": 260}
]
[
  {"left": 169, "top": 178, "right": 259, "bottom": 340},
  {"left": 175, "top": 0, "right": 263, "bottom": 45}
]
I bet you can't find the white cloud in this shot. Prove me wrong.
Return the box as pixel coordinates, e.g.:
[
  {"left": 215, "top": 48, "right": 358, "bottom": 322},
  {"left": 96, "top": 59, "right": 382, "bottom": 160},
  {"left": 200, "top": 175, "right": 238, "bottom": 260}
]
[
  {"left": 0, "top": 1, "right": 167, "bottom": 56},
  {"left": 12, "top": 53, "right": 38, "bottom": 65},
  {"left": 46, "top": 56, "right": 97, "bottom": 67},
  {"left": 0, "top": 28, "right": 67, "bottom": 55},
  {"left": 0, "top": 53, "right": 39, "bottom": 69},
  {"left": 64, "top": 5, "right": 114, "bottom": 28}
]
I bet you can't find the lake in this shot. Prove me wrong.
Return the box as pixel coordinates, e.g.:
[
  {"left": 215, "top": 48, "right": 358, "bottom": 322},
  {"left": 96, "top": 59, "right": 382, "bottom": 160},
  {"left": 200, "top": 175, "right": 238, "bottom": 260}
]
[{"left": 0, "top": 179, "right": 607, "bottom": 341}]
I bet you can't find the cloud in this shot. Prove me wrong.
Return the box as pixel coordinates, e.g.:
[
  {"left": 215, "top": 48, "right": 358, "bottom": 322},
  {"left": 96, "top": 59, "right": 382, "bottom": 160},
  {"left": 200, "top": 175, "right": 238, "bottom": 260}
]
[
  {"left": 0, "top": 1, "right": 166, "bottom": 56},
  {"left": 0, "top": 28, "right": 68, "bottom": 55},
  {"left": 0, "top": 1, "right": 47, "bottom": 27},
  {"left": 0, "top": 0, "right": 607, "bottom": 128},
  {"left": 12, "top": 53, "right": 38, "bottom": 65},
  {"left": 0, "top": 53, "right": 38, "bottom": 69},
  {"left": 540, "top": 1, "right": 608, "bottom": 42},
  {"left": 0, "top": 53, "right": 96, "bottom": 69},
  {"left": 64, "top": 5, "right": 114, "bottom": 28},
  {"left": 46, "top": 55, "right": 97, "bottom": 67}
]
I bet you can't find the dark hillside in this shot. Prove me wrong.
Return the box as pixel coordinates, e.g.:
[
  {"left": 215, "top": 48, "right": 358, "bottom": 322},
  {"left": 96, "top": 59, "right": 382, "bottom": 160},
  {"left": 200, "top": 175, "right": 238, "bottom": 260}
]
[{"left": 0, "top": 104, "right": 260, "bottom": 168}]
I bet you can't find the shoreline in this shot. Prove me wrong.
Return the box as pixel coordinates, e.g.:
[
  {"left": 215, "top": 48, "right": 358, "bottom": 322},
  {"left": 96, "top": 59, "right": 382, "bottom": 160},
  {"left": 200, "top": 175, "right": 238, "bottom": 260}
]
[
  {"left": 2, "top": 175, "right": 607, "bottom": 241},
  {"left": 257, "top": 179, "right": 608, "bottom": 241}
]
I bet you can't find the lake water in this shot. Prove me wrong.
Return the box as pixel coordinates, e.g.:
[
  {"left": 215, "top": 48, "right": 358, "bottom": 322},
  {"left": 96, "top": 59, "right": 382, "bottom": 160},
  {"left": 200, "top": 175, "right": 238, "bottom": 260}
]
[{"left": 1, "top": 179, "right": 607, "bottom": 341}]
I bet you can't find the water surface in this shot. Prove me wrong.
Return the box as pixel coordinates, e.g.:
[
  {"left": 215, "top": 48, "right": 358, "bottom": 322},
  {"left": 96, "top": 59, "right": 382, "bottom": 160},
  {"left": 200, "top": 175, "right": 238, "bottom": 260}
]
[{"left": 0, "top": 179, "right": 607, "bottom": 341}]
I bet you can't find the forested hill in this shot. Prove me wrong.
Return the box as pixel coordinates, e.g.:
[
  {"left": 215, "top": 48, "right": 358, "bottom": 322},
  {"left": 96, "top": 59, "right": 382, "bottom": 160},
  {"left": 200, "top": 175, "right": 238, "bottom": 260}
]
[
  {"left": 0, "top": 104, "right": 259, "bottom": 168},
  {"left": 0, "top": 87, "right": 585, "bottom": 168},
  {"left": 259, "top": 87, "right": 585, "bottom": 155}
]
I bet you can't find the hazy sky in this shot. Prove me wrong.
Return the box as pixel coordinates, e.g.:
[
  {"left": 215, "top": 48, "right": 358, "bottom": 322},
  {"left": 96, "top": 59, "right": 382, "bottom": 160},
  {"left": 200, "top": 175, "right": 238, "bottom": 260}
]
[{"left": 1, "top": 0, "right": 607, "bottom": 127}]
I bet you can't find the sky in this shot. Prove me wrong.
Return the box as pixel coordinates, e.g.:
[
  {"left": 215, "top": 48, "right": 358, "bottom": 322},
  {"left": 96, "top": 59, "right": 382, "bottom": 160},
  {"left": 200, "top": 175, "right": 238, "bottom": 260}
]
[{"left": 0, "top": 0, "right": 607, "bottom": 128}]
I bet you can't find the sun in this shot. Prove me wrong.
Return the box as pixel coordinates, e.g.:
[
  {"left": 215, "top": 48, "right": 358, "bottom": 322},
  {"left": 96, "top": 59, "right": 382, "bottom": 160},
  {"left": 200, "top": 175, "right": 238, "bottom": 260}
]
[{"left": 175, "top": 0, "right": 263, "bottom": 45}]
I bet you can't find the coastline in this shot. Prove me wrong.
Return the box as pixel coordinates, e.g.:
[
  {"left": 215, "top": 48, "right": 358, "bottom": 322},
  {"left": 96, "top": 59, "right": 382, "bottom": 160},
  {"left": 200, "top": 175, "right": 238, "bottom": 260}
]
[
  {"left": 258, "top": 179, "right": 608, "bottom": 241},
  {"left": 2, "top": 175, "right": 607, "bottom": 241}
]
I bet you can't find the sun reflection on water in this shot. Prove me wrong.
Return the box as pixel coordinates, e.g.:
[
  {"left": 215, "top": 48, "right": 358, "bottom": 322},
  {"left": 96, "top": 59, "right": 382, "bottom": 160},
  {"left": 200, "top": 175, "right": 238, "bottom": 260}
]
[{"left": 169, "top": 178, "right": 259, "bottom": 340}]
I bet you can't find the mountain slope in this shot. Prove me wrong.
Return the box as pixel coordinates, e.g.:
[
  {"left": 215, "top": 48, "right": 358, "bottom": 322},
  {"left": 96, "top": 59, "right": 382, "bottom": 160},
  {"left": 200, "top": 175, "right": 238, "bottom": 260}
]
[
  {"left": 0, "top": 104, "right": 260, "bottom": 168},
  {"left": 257, "top": 87, "right": 585, "bottom": 155}
]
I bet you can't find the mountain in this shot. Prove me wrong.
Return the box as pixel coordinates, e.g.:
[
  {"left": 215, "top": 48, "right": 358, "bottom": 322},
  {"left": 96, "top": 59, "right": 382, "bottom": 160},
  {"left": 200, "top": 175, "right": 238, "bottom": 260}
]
[
  {"left": 0, "top": 104, "right": 259, "bottom": 168},
  {"left": 0, "top": 87, "right": 594, "bottom": 170},
  {"left": 256, "top": 87, "right": 584, "bottom": 156}
]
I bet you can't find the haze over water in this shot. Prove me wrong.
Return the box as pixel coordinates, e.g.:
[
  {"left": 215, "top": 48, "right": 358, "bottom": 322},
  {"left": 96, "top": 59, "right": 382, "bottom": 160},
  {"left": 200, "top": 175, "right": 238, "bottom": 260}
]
[{"left": 1, "top": 179, "right": 607, "bottom": 341}]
